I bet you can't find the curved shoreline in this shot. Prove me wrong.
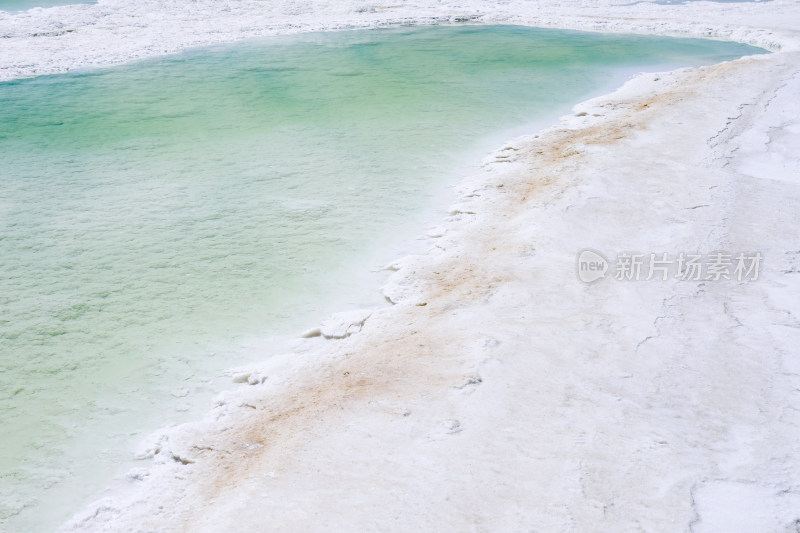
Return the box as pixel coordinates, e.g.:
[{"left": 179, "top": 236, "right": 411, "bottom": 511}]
[
  {"left": 59, "top": 46, "right": 800, "bottom": 530},
  {"left": 4, "top": 0, "right": 799, "bottom": 531}
]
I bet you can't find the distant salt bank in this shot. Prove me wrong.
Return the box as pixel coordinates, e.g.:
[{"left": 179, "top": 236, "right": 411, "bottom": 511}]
[{"left": 0, "top": 0, "right": 795, "bottom": 82}]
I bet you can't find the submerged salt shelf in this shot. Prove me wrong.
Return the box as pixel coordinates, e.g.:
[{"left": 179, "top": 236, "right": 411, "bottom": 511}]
[{"left": 0, "top": 25, "right": 765, "bottom": 532}]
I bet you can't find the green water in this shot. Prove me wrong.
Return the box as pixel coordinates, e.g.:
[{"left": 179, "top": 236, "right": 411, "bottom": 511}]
[
  {"left": 0, "top": 0, "right": 93, "bottom": 11},
  {"left": 0, "top": 25, "right": 764, "bottom": 532}
]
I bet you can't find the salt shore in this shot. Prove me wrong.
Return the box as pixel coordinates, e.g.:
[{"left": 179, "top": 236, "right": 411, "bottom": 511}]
[{"left": 3, "top": 0, "right": 798, "bottom": 531}]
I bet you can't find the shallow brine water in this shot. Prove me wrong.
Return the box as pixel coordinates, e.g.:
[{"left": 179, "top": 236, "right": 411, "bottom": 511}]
[
  {"left": 0, "top": 25, "right": 764, "bottom": 532},
  {"left": 0, "top": 0, "right": 93, "bottom": 12}
]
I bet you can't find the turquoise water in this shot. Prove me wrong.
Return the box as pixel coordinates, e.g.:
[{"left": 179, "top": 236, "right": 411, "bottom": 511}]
[
  {"left": 0, "top": 25, "right": 764, "bottom": 532},
  {"left": 0, "top": 0, "right": 93, "bottom": 12}
]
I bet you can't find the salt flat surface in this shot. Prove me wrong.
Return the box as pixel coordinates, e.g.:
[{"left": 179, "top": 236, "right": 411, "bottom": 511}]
[{"left": 2, "top": 0, "right": 799, "bottom": 531}]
